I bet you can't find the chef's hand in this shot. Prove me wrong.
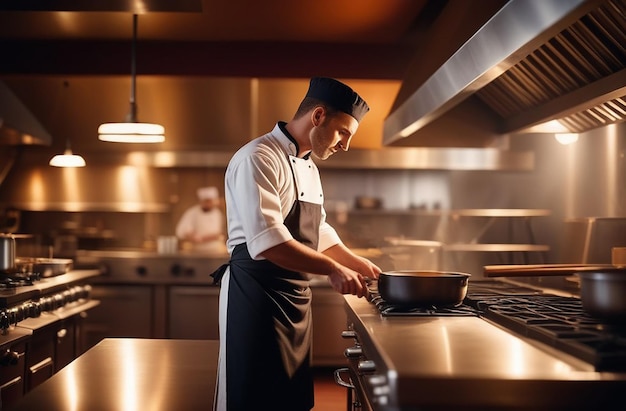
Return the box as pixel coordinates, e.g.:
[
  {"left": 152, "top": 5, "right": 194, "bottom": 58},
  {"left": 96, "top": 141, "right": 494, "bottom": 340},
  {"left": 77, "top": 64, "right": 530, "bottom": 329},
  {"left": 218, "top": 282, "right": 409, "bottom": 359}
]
[
  {"left": 327, "top": 264, "right": 370, "bottom": 298},
  {"left": 354, "top": 255, "right": 382, "bottom": 281}
]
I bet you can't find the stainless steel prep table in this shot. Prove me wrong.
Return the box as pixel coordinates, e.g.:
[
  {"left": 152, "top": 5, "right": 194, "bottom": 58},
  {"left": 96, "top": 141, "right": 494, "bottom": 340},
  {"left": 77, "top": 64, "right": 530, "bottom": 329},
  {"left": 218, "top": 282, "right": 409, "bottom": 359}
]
[
  {"left": 7, "top": 338, "right": 218, "bottom": 411},
  {"left": 343, "top": 295, "right": 626, "bottom": 410}
]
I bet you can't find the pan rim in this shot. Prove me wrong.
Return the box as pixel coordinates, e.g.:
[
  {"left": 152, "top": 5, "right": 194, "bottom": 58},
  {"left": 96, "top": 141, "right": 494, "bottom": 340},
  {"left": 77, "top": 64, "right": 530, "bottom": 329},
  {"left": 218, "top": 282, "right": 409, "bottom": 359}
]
[{"left": 381, "top": 270, "right": 471, "bottom": 278}]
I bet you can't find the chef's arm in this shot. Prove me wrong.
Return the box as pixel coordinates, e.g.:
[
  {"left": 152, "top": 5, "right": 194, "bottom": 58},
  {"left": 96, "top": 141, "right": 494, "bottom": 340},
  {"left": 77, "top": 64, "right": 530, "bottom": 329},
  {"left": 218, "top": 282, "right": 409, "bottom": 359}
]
[
  {"left": 322, "top": 243, "right": 381, "bottom": 280},
  {"left": 260, "top": 240, "right": 369, "bottom": 297}
]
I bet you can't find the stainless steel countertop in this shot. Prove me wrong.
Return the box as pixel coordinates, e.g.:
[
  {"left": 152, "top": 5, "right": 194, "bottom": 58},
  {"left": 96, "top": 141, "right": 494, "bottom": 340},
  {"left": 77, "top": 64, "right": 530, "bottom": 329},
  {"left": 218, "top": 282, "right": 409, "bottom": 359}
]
[
  {"left": 344, "top": 295, "right": 626, "bottom": 410},
  {"left": 7, "top": 338, "right": 218, "bottom": 411}
]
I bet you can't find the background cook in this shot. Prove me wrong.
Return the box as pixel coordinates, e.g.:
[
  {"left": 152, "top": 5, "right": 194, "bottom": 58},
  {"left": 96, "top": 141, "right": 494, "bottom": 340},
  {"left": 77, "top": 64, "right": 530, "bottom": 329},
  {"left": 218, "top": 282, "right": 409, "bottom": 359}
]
[{"left": 175, "top": 186, "right": 225, "bottom": 253}]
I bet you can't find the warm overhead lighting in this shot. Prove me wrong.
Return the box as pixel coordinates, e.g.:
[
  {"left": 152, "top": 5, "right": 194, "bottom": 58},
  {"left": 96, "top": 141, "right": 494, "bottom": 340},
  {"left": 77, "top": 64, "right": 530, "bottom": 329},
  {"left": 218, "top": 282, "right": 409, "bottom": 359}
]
[
  {"left": 521, "top": 119, "right": 571, "bottom": 134},
  {"left": 49, "top": 142, "right": 86, "bottom": 168},
  {"left": 98, "top": 14, "right": 164, "bottom": 143},
  {"left": 554, "top": 133, "right": 579, "bottom": 145},
  {"left": 49, "top": 80, "right": 86, "bottom": 168},
  {"left": 98, "top": 122, "right": 165, "bottom": 143}
]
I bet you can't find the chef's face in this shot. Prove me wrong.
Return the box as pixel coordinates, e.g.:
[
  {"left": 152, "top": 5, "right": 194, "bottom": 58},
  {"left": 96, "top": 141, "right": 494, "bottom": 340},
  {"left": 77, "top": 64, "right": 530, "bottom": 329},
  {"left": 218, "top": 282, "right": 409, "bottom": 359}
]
[
  {"left": 200, "top": 198, "right": 219, "bottom": 211},
  {"left": 309, "top": 109, "right": 359, "bottom": 160}
]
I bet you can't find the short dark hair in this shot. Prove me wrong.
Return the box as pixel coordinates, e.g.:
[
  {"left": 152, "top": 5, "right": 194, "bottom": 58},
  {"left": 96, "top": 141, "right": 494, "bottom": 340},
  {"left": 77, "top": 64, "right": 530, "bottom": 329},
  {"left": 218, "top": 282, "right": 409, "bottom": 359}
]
[{"left": 293, "top": 97, "right": 340, "bottom": 120}]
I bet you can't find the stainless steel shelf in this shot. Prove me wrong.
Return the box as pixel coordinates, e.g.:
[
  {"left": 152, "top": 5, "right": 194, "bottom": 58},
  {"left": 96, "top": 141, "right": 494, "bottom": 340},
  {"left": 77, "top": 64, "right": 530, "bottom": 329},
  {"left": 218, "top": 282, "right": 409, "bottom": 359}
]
[{"left": 443, "top": 244, "right": 550, "bottom": 252}]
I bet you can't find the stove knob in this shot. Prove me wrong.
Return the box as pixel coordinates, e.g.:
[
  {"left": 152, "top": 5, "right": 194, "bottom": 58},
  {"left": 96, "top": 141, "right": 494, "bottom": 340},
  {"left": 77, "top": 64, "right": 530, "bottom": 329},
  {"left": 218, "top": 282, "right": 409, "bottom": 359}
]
[
  {"left": 368, "top": 374, "right": 390, "bottom": 407},
  {"left": 31, "top": 301, "right": 41, "bottom": 317},
  {"left": 0, "top": 349, "right": 22, "bottom": 366},
  {"left": 52, "top": 296, "right": 59, "bottom": 310},
  {"left": 358, "top": 360, "right": 376, "bottom": 373},
  {"left": 11, "top": 306, "right": 23, "bottom": 323},
  {"left": 82, "top": 285, "right": 92, "bottom": 299},
  {"left": 341, "top": 330, "right": 357, "bottom": 339},
  {"left": 40, "top": 297, "right": 51, "bottom": 311},
  {"left": 19, "top": 303, "right": 30, "bottom": 320},
  {"left": 7, "top": 309, "right": 16, "bottom": 325},
  {"left": 344, "top": 346, "right": 363, "bottom": 358},
  {"left": 171, "top": 264, "right": 182, "bottom": 276}
]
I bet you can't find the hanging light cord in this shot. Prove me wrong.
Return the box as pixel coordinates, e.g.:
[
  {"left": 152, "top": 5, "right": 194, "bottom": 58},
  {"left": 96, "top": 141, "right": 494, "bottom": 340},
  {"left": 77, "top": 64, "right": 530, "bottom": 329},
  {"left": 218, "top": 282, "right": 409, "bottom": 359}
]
[
  {"left": 126, "top": 13, "right": 138, "bottom": 123},
  {"left": 97, "top": 13, "right": 164, "bottom": 143}
]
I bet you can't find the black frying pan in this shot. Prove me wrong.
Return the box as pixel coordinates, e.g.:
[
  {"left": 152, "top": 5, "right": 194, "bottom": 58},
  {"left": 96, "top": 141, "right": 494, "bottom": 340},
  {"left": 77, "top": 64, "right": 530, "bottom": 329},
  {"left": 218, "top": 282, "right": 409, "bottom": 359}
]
[{"left": 377, "top": 270, "right": 471, "bottom": 307}]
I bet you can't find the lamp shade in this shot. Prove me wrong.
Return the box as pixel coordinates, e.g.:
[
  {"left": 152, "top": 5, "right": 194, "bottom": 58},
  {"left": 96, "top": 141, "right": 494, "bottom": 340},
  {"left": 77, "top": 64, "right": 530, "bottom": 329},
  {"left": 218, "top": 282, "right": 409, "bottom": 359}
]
[
  {"left": 49, "top": 149, "right": 86, "bottom": 167},
  {"left": 98, "top": 122, "right": 165, "bottom": 143}
]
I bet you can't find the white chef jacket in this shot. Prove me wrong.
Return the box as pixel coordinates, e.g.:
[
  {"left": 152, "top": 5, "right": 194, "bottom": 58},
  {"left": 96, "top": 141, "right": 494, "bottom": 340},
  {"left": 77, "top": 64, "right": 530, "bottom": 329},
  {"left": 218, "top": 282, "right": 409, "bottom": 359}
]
[
  {"left": 224, "top": 122, "right": 341, "bottom": 260},
  {"left": 175, "top": 204, "right": 224, "bottom": 252}
]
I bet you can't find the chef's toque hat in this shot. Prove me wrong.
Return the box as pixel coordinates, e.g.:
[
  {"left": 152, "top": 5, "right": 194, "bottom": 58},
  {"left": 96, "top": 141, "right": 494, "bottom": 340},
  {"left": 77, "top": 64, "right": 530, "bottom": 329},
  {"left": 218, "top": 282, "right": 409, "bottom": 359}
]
[{"left": 197, "top": 186, "right": 219, "bottom": 200}]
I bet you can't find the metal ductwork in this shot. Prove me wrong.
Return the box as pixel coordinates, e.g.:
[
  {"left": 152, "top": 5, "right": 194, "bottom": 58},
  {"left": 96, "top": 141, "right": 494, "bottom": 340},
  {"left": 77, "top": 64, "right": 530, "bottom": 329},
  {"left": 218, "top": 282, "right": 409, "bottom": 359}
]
[
  {"left": 384, "top": 0, "right": 626, "bottom": 146},
  {"left": 0, "top": 81, "right": 52, "bottom": 146}
]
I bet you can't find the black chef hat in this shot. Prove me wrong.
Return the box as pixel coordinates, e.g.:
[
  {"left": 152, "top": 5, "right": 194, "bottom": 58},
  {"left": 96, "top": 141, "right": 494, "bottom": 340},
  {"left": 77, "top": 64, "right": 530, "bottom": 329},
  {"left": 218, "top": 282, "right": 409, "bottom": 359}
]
[{"left": 305, "top": 77, "right": 370, "bottom": 122}]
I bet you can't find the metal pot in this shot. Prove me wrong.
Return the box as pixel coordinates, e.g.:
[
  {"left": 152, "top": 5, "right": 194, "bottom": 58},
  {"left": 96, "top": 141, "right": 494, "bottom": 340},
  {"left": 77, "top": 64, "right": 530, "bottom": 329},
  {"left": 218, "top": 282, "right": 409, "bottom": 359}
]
[
  {"left": 378, "top": 270, "right": 471, "bottom": 307},
  {"left": 578, "top": 271, "right": 626, "bottom": 320},
  {"left": 484, "top": 264, "right": 626, "bottom": 320},
  {"left": 0, "top": 233, "right": 16, "bottom": 271}
]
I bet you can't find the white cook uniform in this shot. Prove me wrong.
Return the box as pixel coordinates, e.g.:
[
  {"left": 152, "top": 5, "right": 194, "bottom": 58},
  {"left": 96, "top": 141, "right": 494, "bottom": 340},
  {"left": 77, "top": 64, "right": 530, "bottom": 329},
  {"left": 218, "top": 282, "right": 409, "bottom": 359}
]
[
  {"left": 175, "top": 204, "right": 224, "bottom": 252},
  {"left": 224, "top": 123, "right": 341, "bottom": 259}
]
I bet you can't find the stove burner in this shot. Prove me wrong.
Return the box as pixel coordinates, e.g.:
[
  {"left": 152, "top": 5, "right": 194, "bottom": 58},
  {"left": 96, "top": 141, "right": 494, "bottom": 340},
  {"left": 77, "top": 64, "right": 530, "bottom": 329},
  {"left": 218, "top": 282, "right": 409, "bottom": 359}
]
[
  {"left": 367, "top": 282, "right": 479, "bottom": 317},
  {"left": 465, "top": 281, "right": 626, "bottom": 371},
  {"left": 0, "top": 270, "right": 41, "bottom": 289}
]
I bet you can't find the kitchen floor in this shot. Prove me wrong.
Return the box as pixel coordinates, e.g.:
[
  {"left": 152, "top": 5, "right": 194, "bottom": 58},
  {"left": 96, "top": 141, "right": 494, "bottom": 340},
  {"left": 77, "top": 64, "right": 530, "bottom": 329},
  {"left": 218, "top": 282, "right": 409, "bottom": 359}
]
[{"left": 313, "top": 367, "right": 347, "bottom": 411}]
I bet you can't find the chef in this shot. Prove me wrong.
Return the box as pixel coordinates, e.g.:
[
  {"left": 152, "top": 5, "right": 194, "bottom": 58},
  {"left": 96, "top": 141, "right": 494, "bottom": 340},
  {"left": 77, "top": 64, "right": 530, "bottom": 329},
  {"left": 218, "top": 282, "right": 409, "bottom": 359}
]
[
  {"left": 212, "top": 77, "right": 381, "bottom": 411},
  {"left": 175, "top": 186, "right": 225, "bottom": 253}
]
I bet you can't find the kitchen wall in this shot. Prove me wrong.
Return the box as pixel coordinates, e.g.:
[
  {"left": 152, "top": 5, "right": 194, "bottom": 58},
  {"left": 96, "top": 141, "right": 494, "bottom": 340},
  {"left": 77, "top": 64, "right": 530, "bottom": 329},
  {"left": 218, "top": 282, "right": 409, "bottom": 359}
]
[{"left": 4, "top": 122, "right": 626, "bottom": 276}]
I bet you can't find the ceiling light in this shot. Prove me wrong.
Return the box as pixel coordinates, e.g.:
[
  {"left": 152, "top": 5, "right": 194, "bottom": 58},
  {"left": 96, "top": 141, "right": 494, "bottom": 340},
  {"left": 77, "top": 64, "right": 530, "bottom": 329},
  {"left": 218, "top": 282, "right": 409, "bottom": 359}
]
[
  {"left": 49, "top": 141, "right": 86, "bottom": 167},
  {"left": 555, "top": 133, "right": 579, "bottom": 145},
  {"left": 49, "top": 81, "right": 86, "bottom": 168},
  {"left": 521, "top": 119, "right": 571, "bottom": 134},
  {"left": 98, "top": 14, "right": 164, "bottom": 143}
]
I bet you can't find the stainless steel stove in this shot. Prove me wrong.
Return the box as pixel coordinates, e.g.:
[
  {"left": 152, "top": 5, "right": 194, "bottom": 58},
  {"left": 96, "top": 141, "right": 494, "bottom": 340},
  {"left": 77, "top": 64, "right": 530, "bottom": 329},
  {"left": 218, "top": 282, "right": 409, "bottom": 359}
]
[
  {"left": 340, "top": 279, "right": 626, "bottom": 410},
  {"left": 366, "top": 279, "right": 626, "bottom": 371},
  {"left": 464, "top": 280, "right": 626, "bottom": 372},
  {"left": 0, "top": 267, "right": 100, "bottom": 408}
]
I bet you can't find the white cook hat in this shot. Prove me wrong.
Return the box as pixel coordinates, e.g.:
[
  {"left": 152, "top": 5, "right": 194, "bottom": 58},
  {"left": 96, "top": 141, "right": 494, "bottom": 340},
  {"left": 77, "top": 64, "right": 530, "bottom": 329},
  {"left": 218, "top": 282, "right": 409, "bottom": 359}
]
[{"left": 197, "top": 186, "right": 219, "bottom": 200}]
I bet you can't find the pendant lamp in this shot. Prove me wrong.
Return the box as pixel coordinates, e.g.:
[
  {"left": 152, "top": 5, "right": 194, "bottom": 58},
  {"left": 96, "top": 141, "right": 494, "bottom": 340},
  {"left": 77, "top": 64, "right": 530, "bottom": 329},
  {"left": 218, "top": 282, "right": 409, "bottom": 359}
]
[
  {"left": 49, "top": 140, "right": 86, "bottom": 167},
  {"left": 98, "top": 14, "right": 165, "bottom": 143},
  {"left": 49, "top": 81, "right": 86, "bottom": 168}
]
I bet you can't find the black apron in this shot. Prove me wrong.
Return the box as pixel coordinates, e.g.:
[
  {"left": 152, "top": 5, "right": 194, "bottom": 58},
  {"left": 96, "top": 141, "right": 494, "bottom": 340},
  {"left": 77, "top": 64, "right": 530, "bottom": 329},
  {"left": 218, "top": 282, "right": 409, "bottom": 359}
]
[{"left": 213, "top": 154, "right": 323, "bottom": 411}]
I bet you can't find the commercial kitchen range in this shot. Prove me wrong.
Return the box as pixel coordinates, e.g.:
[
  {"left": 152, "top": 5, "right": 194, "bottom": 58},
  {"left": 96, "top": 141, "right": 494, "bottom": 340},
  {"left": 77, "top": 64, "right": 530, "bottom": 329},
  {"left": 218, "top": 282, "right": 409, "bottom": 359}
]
[
  {"left": 0, "top": 266, "right": 101, "bottom": 408},
  {"left": 3, "top": 252, "right": 626, "bottom": 410},
  {"left": 339, "top": 279, "right": 626, "bottom": 411}
]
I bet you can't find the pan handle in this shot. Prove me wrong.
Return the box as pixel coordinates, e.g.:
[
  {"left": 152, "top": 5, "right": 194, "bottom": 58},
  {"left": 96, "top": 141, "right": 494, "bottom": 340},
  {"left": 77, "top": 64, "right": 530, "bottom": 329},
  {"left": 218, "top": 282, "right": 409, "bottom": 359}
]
[{"left": 483, "top": 264, "right": 620, "bottom": 277}]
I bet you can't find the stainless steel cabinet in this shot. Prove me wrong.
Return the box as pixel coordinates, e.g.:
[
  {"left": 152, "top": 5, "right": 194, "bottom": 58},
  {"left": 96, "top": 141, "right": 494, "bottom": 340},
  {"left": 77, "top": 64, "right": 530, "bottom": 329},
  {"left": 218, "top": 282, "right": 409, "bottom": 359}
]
[
  {"left": 0, "top": 340, "right": 26, "bottom": 408},
  {"left": 168, "top": 286, "right": 220, "bottom": 340},
  {"left": 83, "top": 285, "right": 152, "bottom": 350},
  {"left": 311, "top": 286, "right": 351, "bottom": 367}
]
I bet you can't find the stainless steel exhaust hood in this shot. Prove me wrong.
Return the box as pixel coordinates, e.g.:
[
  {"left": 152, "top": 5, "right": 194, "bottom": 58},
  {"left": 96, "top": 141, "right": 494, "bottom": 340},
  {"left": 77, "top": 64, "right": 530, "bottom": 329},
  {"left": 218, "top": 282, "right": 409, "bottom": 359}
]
[
  {"left": 385, "top": 0, "right": 626, "bottom": 146},
  {"left": 0, "top": 81, "right": 52, "bottom": 145}
]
